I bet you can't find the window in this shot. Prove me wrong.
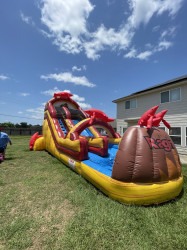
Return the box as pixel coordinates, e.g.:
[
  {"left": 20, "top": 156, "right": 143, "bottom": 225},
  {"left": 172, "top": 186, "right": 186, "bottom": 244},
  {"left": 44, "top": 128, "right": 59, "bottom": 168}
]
[
  {"left": 170, "top": 88, "right": 180, "bottom": 102},
  {"left": 125, "top": 101, "right": 130, "bottom": 109},
  {"left": 125, "top": 98, "right": 137, "bottom": 109},
  {"left": 161, "top": 88, "right": 180, "bottom": 103},
  {"left": 169, "top": 127, "right": 181, "bottom": 145},
  {"left": 123, "top": 127, "right": 127, "bottom": 134},
  {"left": 159, "top": 127, "right": 165, "bottom": 131},
  {"left": 161, "top": 91, "right": 169, "bottom": 103}
]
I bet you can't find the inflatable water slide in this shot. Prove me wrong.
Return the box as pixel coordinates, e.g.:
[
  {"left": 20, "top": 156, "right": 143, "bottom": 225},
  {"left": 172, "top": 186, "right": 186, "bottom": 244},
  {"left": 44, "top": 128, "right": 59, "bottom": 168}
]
[{"left": 30, "top": 92, "right": 183, "bottom": 205}]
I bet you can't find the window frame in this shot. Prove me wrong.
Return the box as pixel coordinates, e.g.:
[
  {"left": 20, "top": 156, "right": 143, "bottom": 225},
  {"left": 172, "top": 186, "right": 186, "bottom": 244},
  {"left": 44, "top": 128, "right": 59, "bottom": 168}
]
[
  {"left": 160, "top": 87, "right": 181, "bottom": 104},
  {"left": 159, "top": 127, "right": 165, "bottom": 131},
  {"left": 125, "top": 98, "right": 137, "bottom": 110},
  {"left": 169, "top": 126, "right": 182, "bottom": 146},
  {"left": 123, "top": 127, "right": 127, "bottom": 134}
]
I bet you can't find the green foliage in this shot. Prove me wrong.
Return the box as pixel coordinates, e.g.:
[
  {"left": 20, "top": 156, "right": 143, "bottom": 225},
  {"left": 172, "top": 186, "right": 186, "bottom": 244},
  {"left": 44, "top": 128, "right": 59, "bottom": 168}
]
[
  {"left": 0, "top": 122, "right": 41, "bottom": 128},
  {"left": 0, "top": 122, "right": 15, "bottom": 128},
  {"left": 19, "top": 122, "right": 29, "bottom": 128},
  {"left": 0, "top": 136, "right": 187, "bottom": 250}
]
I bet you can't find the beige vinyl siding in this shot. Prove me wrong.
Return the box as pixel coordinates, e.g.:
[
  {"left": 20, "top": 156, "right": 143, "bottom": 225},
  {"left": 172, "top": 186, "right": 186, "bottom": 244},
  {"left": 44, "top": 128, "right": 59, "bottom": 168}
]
[
  {"left": 117, "top": 91, "right": 162, "bottom": 119},
  {"left": 165, "top": 114, "right": 187, "bottom": 155},
  {"left": 117, "top": 82, "right": 187, "bottom": 120},
  {"left": 165, "top": 114, "right": 187, "bottom": 126}
]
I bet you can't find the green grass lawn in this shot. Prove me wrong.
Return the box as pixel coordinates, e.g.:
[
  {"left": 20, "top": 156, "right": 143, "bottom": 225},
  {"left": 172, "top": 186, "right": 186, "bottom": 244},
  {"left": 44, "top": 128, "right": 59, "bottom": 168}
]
[{"left": 0, "top": 136, "right": 187, "bottom": 250}]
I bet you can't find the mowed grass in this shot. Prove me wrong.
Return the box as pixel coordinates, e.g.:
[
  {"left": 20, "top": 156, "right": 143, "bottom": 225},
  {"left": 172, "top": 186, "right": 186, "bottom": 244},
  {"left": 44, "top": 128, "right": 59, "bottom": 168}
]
[{"left": 0, "top": 136, "right": 187, "bottom": 250}]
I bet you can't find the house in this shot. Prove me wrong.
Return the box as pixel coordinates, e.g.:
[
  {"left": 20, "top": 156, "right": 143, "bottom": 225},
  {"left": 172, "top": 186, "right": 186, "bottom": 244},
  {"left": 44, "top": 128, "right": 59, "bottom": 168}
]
[{"left": 113, "top": 75, "right": 187, "bottom": 162}]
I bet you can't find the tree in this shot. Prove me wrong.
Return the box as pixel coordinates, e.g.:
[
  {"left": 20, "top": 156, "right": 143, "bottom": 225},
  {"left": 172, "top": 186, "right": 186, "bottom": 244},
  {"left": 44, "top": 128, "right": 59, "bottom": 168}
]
[
  {"left": 19, "top": 122, "right": 29, "bottom": 128},
  {"left": 0, "top": 122, "right": 15, "bottom": 127}
]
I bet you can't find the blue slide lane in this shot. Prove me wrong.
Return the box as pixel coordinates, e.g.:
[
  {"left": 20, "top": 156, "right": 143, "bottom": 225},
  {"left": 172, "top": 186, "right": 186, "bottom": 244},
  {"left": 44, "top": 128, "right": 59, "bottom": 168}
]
[
  {"left": 58, "top": 119, "right": 67, "bottom": 135},
  {"left": 83, "top": 144, "right": 119, "bottom": 176}
]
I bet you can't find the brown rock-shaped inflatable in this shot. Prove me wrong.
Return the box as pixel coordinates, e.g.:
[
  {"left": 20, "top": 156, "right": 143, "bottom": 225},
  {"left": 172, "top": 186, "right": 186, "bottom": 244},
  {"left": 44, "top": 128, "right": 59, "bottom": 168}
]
[{"left": 112, "top": 126, "right": 182, "bottom": 183}]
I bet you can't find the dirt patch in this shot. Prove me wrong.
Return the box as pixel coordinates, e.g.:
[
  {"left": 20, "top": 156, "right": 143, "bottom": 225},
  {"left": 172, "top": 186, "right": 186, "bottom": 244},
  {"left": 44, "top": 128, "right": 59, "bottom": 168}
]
[{"left": 28, "top": 199, "right": 76, "bottom": 249}]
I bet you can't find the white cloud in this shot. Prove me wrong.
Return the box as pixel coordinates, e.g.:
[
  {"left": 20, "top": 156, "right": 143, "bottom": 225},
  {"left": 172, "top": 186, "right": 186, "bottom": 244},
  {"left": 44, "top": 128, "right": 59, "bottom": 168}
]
[
  {"left": 125, "top": 39, "right": 172, "bottom": 60},
  {"left": 72, "top": 65, "right": 86, "bottom": 72},
  {"left": 128, "top": 0, "right": 184, "bottom": 28},
  {"left": 27, "top": 107, "right": 44, "bottom": 114},
  {"left": 38, "top": 0, "right": 184, "bottom": 60},
  {"left": 124, "top": 22, "right": 176, "bottom": 60},
  {"left": 41, "top": 86, "right": 61, "bottom": 96},
  {"left": 145, "top": 43, "right": 153, "bottom": 49},
  {"left": 124, "top": 47, "right": 137, "bottom": 58},
  {"left": 0, "top": 75, "right": 9, "bottom": 80},
  {"left": 137, "top": 50, "right": 153, "bottom": 60},
  {"left": 39, "top": 29, "right": 53, "bottom": 38},
  {"left": 77, "top": 102, "right": 91, "bottom": 109},
  {"left": 72, "top": 65, "right": 87, "bottom": 72},
  {"left": 26, "top": 103, "right": 45, "bottom": 120},
  {"left": 72, "top": 66, "right": 82, "bottom": 72},
  {"left": 52, "top": 33, "right": 83, "bottom": 54},
  {"left": 39, "top": 0, "right": 133, "bottom": 59},
  {"left": 20, "top": 93, "right": 30, "bottom": 97},
  {"left": 41, "top": 72, "right": 95, "bottom": 87},
  {"left": 157, "top": 0, "right": 184, "bottom": 17},
  {"left": 72, "top": 92, "right": 91, "bottom": 109},
  {"left": 157, "top": 40, "right": 173, "bottom": 51},
  {"left": 161, "top": 26, "right": 176, "bottom": 38},
  {"left": 127, "top": 0, "right": 158, "bottom": 28},
  {"left": 125, "top": 48, "right": 153, "bottom": 60},
  {"left": 41, "top": 0, "right": 94, "bottom": 36},
  {"left": 20, "top": 11, "right": 35, "bottom": 26},
  {"left": 84, "top": 24, "right": 133, "bottom": 60},
  {"left": 73, "top": 95, "right": 85, "bottom": 103}
]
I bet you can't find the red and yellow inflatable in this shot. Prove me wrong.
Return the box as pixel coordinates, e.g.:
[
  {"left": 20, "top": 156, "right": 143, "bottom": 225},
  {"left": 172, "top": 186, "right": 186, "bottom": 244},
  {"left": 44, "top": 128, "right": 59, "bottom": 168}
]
[{"left": 30, "top": 93, "right": 183, "bottom": 205}]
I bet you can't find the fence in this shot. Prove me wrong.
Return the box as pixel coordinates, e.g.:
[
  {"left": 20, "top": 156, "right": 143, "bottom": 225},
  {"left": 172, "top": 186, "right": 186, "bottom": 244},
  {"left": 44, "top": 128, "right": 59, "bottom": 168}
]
[{"left": 1, "top": 127, "right": 42, "bottom": 136}]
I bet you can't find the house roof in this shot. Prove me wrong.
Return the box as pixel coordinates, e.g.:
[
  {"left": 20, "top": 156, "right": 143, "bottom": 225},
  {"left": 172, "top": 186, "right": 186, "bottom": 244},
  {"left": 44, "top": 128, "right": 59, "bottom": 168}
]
[{"left": 113, "top": 74, "right": 187, "bottom": 103}]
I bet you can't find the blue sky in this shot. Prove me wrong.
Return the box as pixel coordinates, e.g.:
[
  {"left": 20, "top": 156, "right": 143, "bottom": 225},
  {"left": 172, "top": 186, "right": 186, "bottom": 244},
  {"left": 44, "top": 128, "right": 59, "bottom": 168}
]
[{"left": 0, "top": 0, "right": 187, "bottom": 125}]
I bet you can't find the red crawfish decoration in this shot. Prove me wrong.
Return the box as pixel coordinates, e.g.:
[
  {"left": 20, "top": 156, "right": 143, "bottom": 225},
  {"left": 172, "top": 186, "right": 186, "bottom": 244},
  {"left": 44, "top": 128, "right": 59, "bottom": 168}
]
[
  {"left": 138, "top": 105, "right": 171, "bottom": 129},
  {"left": 85, "top": 109, "right": 114, "bottom": 125}
]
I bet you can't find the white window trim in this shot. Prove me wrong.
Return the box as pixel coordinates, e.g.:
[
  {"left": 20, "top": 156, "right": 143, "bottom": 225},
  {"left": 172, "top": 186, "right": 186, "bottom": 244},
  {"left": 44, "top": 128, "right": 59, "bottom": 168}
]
[
  {"left": 160, "top": 87, "right": 181, "bottom": 104},
  {"left": 170, "top": 87, "right": 181, "bottom": 102},
  {"left": 159, "top": 126, "right": 165, "bottom": 131},
  {"left": 125, "top": 98, "right": 137, "bottom": 109},
  {"left": 169, "top": 126, "right": 182, "bottom": 146}
]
